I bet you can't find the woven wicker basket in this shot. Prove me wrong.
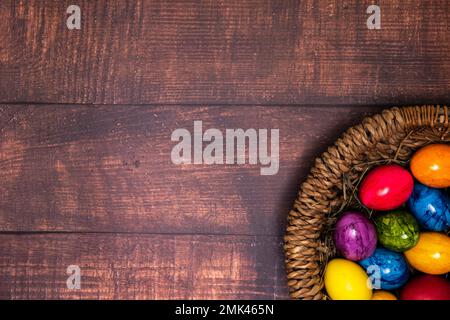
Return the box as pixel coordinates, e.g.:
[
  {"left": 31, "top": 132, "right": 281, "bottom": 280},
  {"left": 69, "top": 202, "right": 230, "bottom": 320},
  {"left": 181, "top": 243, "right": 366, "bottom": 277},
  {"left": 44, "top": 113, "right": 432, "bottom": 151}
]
[{"left": 284, "top": 105, "right": 449, "bottom": 300}]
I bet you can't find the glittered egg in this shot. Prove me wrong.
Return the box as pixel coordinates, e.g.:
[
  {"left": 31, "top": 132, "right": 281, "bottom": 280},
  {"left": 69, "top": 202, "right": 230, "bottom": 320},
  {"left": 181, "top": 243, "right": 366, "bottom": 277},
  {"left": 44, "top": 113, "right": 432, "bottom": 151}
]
[
  {"left": 372, "top": 291, "right": 397, "bottom": 300},
  {"left": 374, "top": 210, "right": 419, "bottom": 252},
  {"left": 400, "top": 275, "right": 450, "bottom": 300},
  {"left": 410, "top": 144, "right": 450, "bottom": 188},
  {"left": 333, "top": 211, "right": 377, "bottom": 261},
  {"left": 359, "top": 164, "right": 413, "bottom": 211},
  {"left": 359, "top": 248, "right": 409, "bottom": 290},
  {"left": 407, "top": 182, "right": 450, "bottom": 231},
  {"left": 404, "top": 232, "right": 450, "bottom": 275},
  {"left": 324, "top": 258, "right": 372, "bottom": 300}
]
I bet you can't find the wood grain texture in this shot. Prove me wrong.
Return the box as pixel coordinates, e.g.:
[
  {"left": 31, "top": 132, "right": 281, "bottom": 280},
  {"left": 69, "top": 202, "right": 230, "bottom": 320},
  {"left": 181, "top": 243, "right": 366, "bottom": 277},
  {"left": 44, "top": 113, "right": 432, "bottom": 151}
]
[
  {"left": 0, "top": 233, "right": 287, "bottom": 299},
  {"left": 0, "top": 105, "right": 383, "bottom": 235},
  {"left": 1, "top": 0, "right": 448, "bottom": 301},
  {"left": 0, "top": 0, "right": 449, "bottom": 105}
]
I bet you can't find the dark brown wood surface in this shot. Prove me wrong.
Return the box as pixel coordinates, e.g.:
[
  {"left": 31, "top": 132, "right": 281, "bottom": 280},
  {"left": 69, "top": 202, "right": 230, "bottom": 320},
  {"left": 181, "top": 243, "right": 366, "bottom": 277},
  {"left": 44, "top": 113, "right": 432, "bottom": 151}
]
[
  {"left": 0, "top": 105, "right": 382, "bottom": 235},
  {"left": 1, "top": 0, "right": 449, "bottom": 105},
  {"left": 0, "top": 105, "right": 383, "bottom": 299},
  {"left": 0, "top": 234, "right": 287, "bottom": 299},
  {"left": 0, "top": 0, "right": 449, "bottom": 300}
]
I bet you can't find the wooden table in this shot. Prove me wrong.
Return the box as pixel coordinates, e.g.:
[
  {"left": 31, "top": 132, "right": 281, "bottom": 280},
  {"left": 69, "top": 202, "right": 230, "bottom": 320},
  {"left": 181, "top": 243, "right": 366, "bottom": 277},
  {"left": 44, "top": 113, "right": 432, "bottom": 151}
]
[{"left": 0, "top": 0, "right": 449, "bottom": 299}]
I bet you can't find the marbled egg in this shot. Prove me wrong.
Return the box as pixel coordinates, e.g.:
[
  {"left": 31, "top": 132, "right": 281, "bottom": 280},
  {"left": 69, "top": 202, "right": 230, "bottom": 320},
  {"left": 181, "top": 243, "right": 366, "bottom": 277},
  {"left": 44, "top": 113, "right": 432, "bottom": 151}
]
[
  {"left": 359, "top": 248, "right": 409, "bottom": 290},
  {"left": 404, "top": 232, "right": 450, "bottom": 275},
  {"left": 333, "top": 211, "right": 377, "bottom": 261},
  {"left": 407, "top": 182, "right": 450, "bottom": 231},
  {"left": 359, "top": 164, "right": 413, "bottom": 211},
  {"left": 374, "top": 210, "right": 419, "bottom": 252},
  {"left": 410, "top": 144, "right": 450, "bottom": 188}
]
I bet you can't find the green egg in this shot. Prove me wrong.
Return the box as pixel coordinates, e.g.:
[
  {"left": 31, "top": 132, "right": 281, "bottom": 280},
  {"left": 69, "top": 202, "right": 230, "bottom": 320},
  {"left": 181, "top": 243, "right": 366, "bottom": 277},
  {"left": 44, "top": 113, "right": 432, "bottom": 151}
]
[{"left": 374, "top": 210, "right": 419, "bottom": 252}]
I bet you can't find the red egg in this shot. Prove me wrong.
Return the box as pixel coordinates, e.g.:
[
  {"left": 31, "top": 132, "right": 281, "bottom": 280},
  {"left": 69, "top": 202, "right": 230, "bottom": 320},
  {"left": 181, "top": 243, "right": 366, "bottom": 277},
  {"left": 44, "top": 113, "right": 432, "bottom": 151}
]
[
  {"left": 359, "top": 164, "right": 413, "bottom": 211},
  {"left": 401, "top": 275, "right": 450, "bottom": 300}
]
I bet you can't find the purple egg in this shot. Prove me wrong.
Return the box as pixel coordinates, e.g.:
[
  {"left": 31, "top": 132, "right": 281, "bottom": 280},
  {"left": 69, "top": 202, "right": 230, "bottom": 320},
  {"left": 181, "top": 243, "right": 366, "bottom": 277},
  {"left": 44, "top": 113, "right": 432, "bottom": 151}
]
[{"left": 333, "top": 211, "right": 377, "bottom": 261}]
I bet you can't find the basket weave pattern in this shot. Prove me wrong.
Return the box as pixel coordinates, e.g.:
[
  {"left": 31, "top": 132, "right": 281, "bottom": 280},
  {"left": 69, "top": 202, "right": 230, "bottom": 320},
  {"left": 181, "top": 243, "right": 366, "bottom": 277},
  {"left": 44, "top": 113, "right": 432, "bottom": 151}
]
[{"left": 284, "top": 105, "right": 449, "bottom": 300}]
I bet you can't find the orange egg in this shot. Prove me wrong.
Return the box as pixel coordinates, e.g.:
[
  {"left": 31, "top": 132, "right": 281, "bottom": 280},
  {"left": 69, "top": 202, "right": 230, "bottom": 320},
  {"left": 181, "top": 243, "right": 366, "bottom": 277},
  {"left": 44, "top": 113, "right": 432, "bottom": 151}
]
[
  {"left": 404, "top": 232, "right": 450, "bottom": 275},
  {"left": 410, "top": 144, "right": 450, "bottom": 188},
  {"left": 372, "top": 291, "right": 397, "bottom": 300}
]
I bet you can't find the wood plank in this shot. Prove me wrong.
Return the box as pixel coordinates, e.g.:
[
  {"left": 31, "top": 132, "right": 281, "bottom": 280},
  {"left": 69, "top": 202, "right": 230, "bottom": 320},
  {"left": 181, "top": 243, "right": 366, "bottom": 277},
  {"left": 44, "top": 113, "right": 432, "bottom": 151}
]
[
  {"left": 0, "top": 0, "right": 449, "bottom": 105},
  {"left": 0, "top": 233, "right": 287, "bottom": 299},
  {"left": 0, "top": 104, "right": 384, "bottom": 234}
]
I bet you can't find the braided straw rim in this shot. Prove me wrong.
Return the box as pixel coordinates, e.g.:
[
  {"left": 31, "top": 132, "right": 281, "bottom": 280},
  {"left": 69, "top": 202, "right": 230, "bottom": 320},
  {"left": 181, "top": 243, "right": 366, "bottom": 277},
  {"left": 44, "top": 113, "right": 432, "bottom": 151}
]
[{"left": 284, "top": 105, "right": 449, "bottom": 300}]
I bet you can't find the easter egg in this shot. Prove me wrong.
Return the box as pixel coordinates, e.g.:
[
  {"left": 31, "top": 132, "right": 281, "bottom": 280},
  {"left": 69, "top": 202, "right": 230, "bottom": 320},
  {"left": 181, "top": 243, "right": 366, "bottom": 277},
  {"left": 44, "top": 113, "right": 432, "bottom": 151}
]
[
  {"left": 359, "top": 248, "right": 409, "bottom": 290},
  {"left": 404, "top": 232, "right": 450, "bottom": 275},
  {"left": 324, "top": 258, "right": 372, "bottom": 300},
  {"left": 400, "top": 275, "right": 450, "bottom": 300},
  {"left": 333, "top": 211, "right": 377, "bottom": 261},
  {"left": 407, "top": 182, "right": 450, "bottom": 231},
  {"left": 359, "top": 164, "right": 413, "bottom": 211},
  {"left": 372, "top": 291, "right": 397, "bottom": 300},
  {"left": 410, "top": 144, "right": 450, "bottom": 188},
  {"left": 374, "top": 210, "right": 419, "bottom": 252}
]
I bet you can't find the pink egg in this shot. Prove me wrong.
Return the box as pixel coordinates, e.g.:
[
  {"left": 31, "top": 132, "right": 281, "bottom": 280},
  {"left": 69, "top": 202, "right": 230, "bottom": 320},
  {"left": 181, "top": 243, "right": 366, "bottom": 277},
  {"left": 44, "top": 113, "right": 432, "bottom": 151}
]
[{"left": 359, "top": 164, "right": 413, "bottom": 211}]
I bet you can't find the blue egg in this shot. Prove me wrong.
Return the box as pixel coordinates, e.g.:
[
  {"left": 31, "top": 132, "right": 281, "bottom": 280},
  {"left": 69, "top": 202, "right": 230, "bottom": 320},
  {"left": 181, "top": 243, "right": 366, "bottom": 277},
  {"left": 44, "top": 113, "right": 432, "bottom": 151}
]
[
  {"left": 407, "top": 182, "right": 450, "bottom": 231},
  {"left": 359, "top": 248, "right": 409, "bottom": 290}
]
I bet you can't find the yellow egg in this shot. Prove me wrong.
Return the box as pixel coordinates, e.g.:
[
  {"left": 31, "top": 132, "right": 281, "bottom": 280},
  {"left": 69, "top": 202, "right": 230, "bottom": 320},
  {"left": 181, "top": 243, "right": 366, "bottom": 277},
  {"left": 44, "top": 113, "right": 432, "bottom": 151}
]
[
  {"left": 372, "top": 291, "right": 397, "bottom": 300},
  {"left": 410, "top": 144, "right": 450, "bottom": 188},
  {"left": 324, "top": 258, "right": 372, "bottom": 300},
  {"left": 404, "top": 232, "right": 450, "bottom": 275}
]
